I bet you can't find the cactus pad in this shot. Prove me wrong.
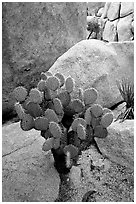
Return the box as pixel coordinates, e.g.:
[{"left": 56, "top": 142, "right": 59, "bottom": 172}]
[
  {"left": 91, "top": 116, "right": 101, "bottom": 129},
  {"left": 78, "top": 88, "right": 84, "bottom": 101},
  {"left": 29, "top": 88, "right": 43, "bottom": 104},
  {"left": 101, "top": 112, "right": 114, "bottom": 128},
  {"left": 50, "top": 89, "right": 58, "bottom": 99},
  {"left": 90, "top": 104, "right": 103, "bottom": 117},
  {"left": 46, "top": 76, "right": 60, "bottom": 91},
  {"left": 64, "top": 144, "right": 79, "bottom": 158},
  {"left": 71, "top": 118, "right": 86, "bottom": 132},
  {"left": 42, "top": 138, "right": 54, "bottom": 152},
  {"left": 84, "top": 107, "right": 92, "bottom": 125},
  {"left": 65, "top": 76, "right": 75, "bottom": 93},
  {"left": 45, "top": 71, "right": 53, "bottom": 77},
  {"left": 53, "top": 98, "right": 63, "bottom": 114},
  {"left": 77, "top": 124, "right": 86, "bottom": 140},
  {"left": 55, "top": 73, "right": 65, "bottom": 87},
  {"left": 34, "top": 117, "right": 49, "bottom": 131},
  {"left": 102, "top": 108, "right": 112, "bottom": 115},
  {"left": 20, "top": 113, "right": 34, "bottom": 131},
  {"left": 13, "top": 86, "right": 28, "bottom": 102},
  {"left": 37, "top": 79, "right": 46, "bottom": 92},
  {"left": 14, "top": 102, "right": 25, "bottom": 119},
  {"left": 49, "top": 121, "right": 62, "bottom": 138},
  {"left": 70, "top": 99, "right": 85, "bottom": 113},
  {"left": 44, "top": 109, "right": 59, "bottom": 123},
  {"left": 41, "top": 129, "right": 52, "bottom": 139},
  {"left": 83, "top": 88, "right": 98, "bottom": 105},
  {"left": 44, "top": 87, "right": 51, "bottom": 100},
  {"left": 41, "top": 72, "right": 48, "bottom": 80},
  {"left": 94, "top": 125, "right": 108, "bottom": 138},
  {"left": 52, "top": 138, "right": 61, "bottom": 149},
  {"left": 57, "top": 91, "right": 71, "bottom": 107},
  {"left": 26, "top": 101, "right": 43, "bottom": 118}
]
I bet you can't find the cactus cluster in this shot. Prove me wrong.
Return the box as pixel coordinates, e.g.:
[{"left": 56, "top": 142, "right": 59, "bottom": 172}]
[{"left": 13, "top": 71, "right": 114, "bottom": 173}]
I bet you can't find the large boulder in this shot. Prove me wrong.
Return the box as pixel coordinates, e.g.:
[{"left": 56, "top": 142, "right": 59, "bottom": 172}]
[
  {"left": 2, "top": 122, "right": 60, "bottom": 202},
  {"left": 95, "top": 120, "right": 134, "bottom": 170},
  {"left": 2, "top": 2, "right": 87, "bottom": 120},
  {"left": 49, "top": 39, "right": 134, "bottom": 108}
]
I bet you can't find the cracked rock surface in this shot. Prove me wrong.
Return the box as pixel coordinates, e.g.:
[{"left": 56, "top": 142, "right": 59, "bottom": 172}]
[{"left": 2, "top": 122, "right": 60, "bottom": 202}]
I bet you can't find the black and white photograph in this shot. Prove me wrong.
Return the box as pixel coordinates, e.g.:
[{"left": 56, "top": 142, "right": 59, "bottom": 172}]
[{"left": 2, "top": 1, "right": 134, "bottom": 202}]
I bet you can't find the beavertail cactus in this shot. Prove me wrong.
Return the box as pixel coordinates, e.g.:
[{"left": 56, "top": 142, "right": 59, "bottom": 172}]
[
  {"left": 77, "top": 123, "right": 86, "bottom": 140},
  {"left": 34, "top": 117, "right": 49, "bottom": 131},
  {"left": 20, "top": 113, "right": 34, "bottom": 131},
  {"left": 65, "top": 76, "right": 75, "bottom": 93},
  {"left": 37, "top": 79, "right": 47, "bottom": 92},
  {"left": 53, "top": 98, "right": 64, "bottom": 115},
  {"left": 13, "top": 86, "right": 28, "bottom": 102},
  {"left": 44, "top": 109, "right": 59, "bottom": 123},
  {"left": 13, "top": 71, "right": 114, "bottom": 174},
  {"left": 70, "top": 99, "right": 85, "bottom": 113},
  {"left": 100, "top": 112, "right": 114, "bottom": 128},
  {"left": 26, "top": 101, "right": 43, "bottom": 118},
  {"left": 49, "top": 121, "right": 62, "bottom": 138},
  {"left": 71, "top": 118, "right": 86, "bottom": 132},
  {"left": 46, "top": 76, "right": 60, "bottom": 91},
  {"left": 83, "top": 88, "right": 98, "bottom": 105},
  {"left": 57, "top": 91, "right": 71, "bottom": 107},
  {"left": 29, "top": 88, "right": 43, "bottom": 104},
  {"left": 14, "top": 102, "right": 25, "bottom": 120},
  {"left": 90, "top": 104, "right": 103, "bottom": 117},
  {"left": 42, "top": 138, "right": 54, "bottom": 152},
  {"left": 55, "top": 73, "right": 65, "bottom": 87}
]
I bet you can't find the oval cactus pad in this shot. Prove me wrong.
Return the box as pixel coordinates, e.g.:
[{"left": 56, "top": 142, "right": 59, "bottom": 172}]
[
  {"left": 34, "top": 117, "right": 49, "bottom": 131},
  {"left": 57, "top": 91, "right": 71, "bottom": 107},
  {"left": 65, "top": 76, "right": 75, "bottom": 93},
  {"left": 90, "top": 104, "right": 103, "bottom": 118},
  {"left": 84, "top": 107, "right": 92, "bottom": 125},
  {"left": 46, "top": 76, "right": 60, "bottom": 91},
  {"left": 84, "top": 88, "right": 98, "bottom": 105},
  {"left": 20, "top": 113, "right": 34, "bottom": 131},
  {"left": 55, "top": 72, "right": 65, "bottom": 87},
  {"left": 13, "top": 86, "right": 28, "bottom": 102},
  {"left": 71, "top": 99, "right": 85, "bottom": 113},
  {"left": 37, "top": 79, "right": 46, "bottom": 92},
  {"left": 26, "top": 101, "right": 43, "bottom": 118},
  {"left": 71, "top": 118, "right": 86, "bottom": 132},
  {"left": 29, "top": 88, "right": 43, "bottom": 104},
  {"left": 42, "top": 138, "right": 54, "bottom": 152},
  {"left": 101, "top": 112, "right": 114, "bottom": 128},
  {"left": 44, "top": 109, "right": 59, "bottom": 123},
  {"left": 49, "top": 121, "right": 62, "bottom": 138},
  {"left": 77, "top": 123, "right": 86, "bottom": 140},
  {"left": 14, "top": 102, "right": 25, "bottom": 120},
  {"left": 94, "top": 125, "right": 108, "bottom": 138}
]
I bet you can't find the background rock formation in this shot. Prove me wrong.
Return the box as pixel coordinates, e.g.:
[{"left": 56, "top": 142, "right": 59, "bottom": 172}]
[
  {"left": 98, "top": 2, "right": 134, "bottom": 42},
  {"left": 2, "top": 2, "right": 87, "bottom": 121}
]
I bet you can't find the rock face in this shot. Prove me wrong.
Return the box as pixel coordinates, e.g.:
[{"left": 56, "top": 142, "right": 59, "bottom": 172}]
[
  {"left": 101, "top": 2, "right": 134, "bottom": 42},
  {"left": 2, "top": 2, "right": 87, "bottom": 120},
  {"left": 95, "top": 120, "right": 134, "bottom": 170},
  {"left": 49, "top": 39, "right": 134, "bottom": 108},
  {"left": 2, "top": 122, "right": 60, "bottom": 202},
  {"left": 87, "top": 2, "right": 105, "bottom": 16}
]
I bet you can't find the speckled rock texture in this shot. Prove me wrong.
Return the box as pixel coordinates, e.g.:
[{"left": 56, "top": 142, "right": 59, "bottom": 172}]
[
  {"left": 2, "top": 122, "right": 60, "bottom": 202},
  {"left": 49, "top": 39, "right": 134, "bottom": 108},
  {"left": 2, "top": 2, "right": 87, "bottom": 120},
  {"left": 95, "top": 120, "right": 134, "bottom": 170}
]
